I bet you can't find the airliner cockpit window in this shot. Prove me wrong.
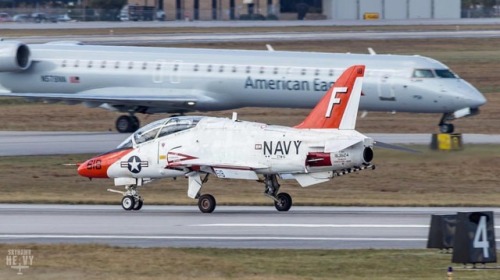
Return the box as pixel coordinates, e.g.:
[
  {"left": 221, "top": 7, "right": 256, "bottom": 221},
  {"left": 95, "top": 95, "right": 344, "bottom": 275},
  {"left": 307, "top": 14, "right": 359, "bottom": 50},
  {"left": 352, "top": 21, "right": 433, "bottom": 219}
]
[
  {"left": 412, "top": 69, "right": 435, "bottom": 78},
  {"left": 435, "top": 69, "right": 458, "bottom": 78}
]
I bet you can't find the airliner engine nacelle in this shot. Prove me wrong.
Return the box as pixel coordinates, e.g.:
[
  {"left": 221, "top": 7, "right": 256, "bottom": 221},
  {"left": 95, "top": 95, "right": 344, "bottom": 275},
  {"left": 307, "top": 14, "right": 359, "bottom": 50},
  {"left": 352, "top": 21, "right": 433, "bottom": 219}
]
[{"left": 0, "top": 41, "right": 31, "bottom": 72}]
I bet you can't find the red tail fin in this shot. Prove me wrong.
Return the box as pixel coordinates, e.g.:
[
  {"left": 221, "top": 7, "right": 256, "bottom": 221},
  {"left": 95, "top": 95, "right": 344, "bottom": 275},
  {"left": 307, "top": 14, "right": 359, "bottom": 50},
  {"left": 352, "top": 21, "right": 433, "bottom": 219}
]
[{"left": 295, "top": 65, "right": 365, "bottom": 130}]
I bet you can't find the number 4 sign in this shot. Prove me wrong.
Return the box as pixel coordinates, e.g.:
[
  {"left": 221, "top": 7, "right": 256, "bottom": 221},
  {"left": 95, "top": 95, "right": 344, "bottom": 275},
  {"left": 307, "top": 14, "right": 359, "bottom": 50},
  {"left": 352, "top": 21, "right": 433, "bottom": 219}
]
[{"left": 452, "top": 211, "right": 497, "bottom": 265}]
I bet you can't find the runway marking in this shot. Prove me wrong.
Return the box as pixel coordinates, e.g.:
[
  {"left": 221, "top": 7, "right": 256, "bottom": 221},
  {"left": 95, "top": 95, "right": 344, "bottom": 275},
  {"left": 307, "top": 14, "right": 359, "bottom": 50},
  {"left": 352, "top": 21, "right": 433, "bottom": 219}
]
[
  {"left": 0, "top": 234, "right": 427, "bottom": 242},
  {"left": 191, "top": 224, "right": 429, "bottom": 228}
]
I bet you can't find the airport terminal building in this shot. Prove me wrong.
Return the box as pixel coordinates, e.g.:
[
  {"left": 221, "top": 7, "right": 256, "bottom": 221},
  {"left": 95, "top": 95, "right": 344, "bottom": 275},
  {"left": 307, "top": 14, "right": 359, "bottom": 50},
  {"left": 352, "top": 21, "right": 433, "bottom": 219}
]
[{"left": 125, "top": 0, "right": 460, "bottom": 21}]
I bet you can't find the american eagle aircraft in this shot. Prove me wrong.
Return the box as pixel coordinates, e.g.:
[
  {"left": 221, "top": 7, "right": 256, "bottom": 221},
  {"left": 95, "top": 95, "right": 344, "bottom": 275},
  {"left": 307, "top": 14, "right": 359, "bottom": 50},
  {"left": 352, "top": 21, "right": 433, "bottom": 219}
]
[
  {"left": 78, "top": 65, "right": 375, "bottom": 213},
  {"left": 0, "top": 41, "right": 486, "bottom": 133}
]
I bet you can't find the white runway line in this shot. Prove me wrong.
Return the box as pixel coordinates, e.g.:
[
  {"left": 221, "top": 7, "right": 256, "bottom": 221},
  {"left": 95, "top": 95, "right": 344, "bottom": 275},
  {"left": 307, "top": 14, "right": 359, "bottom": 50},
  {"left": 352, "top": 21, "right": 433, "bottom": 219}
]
[{"left": 191, "top": 224, "right": 429, "bottom": 228}]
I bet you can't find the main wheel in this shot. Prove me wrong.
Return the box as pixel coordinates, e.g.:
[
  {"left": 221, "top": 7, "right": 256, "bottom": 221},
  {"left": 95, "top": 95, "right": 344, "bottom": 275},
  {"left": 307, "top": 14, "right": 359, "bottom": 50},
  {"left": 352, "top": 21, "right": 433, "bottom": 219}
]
[
  {"left": 439, "top": 123, "right": 454, "bottom": 134},
  {"left": 274, "top": 192, "right": 292, "bottom": 212},
  {"left": 198, "top": 194, "right": 216, "bottom": 213},
  {"left": 116, "top": 115, "right": 139, "bottom": 133},
  {"left": 133, "top": 198, "right": 143, "bottom": 211},
  {"left": 121, "top": 195, "right": 135, "bottom": 211}
]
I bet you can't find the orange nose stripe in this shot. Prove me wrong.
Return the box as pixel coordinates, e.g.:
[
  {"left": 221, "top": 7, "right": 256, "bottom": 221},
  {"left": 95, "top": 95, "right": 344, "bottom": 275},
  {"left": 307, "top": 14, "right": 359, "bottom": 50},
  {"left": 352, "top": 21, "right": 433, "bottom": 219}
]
[{"left": 78, "top": 148, "right": 133, "bottom": 178}]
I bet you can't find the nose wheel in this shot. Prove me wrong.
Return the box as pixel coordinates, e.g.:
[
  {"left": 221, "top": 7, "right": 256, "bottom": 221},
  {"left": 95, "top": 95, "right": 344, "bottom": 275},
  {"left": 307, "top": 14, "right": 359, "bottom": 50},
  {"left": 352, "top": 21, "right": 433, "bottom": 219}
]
[
  {"left": 438, "top": 113, "right": 455, "bottom": 134},
  {"left": 121, "top": 195, "right": 143, "bottom": 211}
]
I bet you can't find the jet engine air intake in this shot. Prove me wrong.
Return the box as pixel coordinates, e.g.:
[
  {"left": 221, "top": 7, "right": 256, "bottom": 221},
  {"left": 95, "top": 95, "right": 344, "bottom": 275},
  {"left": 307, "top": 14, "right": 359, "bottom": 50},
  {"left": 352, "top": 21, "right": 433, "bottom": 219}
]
[
  {"left": 363, "top": 147, "right": 374, "bottom": 163},
  {"left": 0, "top": 41, "right": 31, "bottom": 72}
]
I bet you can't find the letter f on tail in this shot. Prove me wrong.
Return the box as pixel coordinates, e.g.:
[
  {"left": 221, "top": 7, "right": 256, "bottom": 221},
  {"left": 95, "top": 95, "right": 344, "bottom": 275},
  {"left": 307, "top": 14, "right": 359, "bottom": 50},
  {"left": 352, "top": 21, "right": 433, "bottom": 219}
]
[{"left": 295, "top": 65, "right": 365, "bottom": 130}]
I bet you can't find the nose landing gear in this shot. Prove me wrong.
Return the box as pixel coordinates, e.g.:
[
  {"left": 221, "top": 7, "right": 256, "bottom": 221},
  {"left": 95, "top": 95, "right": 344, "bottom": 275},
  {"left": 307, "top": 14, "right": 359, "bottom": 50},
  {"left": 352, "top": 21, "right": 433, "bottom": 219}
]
[
  {"left": 439, "top": 113, "right": 455, "bottom": 134},
  {"left": 109, "top": 185, "right": 144, "bottom": 211}
]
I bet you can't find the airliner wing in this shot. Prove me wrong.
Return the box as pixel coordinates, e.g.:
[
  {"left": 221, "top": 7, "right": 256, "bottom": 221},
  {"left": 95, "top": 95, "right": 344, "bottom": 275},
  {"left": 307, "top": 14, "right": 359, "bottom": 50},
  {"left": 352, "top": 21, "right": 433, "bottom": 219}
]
[{"left": 0, "top": 87, "right": 212, "bottom": 111}]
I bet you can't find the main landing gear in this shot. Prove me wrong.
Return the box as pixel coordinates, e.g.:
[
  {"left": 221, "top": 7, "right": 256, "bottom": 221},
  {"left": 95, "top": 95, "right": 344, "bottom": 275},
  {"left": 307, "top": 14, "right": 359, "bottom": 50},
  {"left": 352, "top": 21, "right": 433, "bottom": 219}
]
[
  {"left": 116, "top": 115, "right": 140, "bottom": 133},
  {"left": 108, "top": 185, "right": 144, "bottom": 211},
  {"left": 439, "top": 113, "right": 455, "bottom": 134},
  {"left": 264, "top": 174, "right": 292, "bottom": 212}
]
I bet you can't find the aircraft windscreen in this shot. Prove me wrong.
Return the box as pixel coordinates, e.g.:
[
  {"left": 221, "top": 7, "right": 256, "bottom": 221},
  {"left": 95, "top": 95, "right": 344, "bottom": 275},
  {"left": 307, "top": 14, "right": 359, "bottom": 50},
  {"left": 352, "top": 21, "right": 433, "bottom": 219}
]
[
  {"left": 435, "top": 69, "right": 458, "bottom": 78},
  {"left": 412, "top": 69, "right": 435, "bottom": 78}
]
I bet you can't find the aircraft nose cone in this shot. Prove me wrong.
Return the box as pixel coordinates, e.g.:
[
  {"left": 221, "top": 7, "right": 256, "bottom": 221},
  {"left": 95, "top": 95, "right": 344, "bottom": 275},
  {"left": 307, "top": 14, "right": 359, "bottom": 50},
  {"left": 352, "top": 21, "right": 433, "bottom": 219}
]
[{"left": 77, "top": 148, "right": 133, "bottom": 178}]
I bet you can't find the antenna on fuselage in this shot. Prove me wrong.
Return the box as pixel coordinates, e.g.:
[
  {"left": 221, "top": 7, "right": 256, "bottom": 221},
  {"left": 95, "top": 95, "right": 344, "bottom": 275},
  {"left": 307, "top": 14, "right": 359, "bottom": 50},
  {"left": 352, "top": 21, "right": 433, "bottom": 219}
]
[
  {"left": 266, "top": 44, "right": 275, "bottom": 51},
  {"left": 368, "top": 48, "right": 376, "bottom": 55}
]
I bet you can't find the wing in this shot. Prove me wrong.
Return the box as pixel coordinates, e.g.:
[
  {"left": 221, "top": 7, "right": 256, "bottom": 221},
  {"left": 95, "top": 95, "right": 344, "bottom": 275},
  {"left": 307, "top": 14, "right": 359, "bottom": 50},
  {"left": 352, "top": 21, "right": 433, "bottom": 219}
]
[
  {"left": 0, "top": 87, "right": 216, "bottom": 113},
  {"left": 167, "top": 156, "right": 268, "bottom": 180}
]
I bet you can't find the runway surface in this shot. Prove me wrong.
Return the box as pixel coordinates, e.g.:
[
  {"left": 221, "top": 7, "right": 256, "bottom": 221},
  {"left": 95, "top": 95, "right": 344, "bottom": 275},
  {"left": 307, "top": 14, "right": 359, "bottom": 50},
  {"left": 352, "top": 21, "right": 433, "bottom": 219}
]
[
  {"left": 8, "top": 30, "right": 500, "bottom": 45},
  {"left": 1, "top": 204, "right": 498, "bottom": 249},
  {"left": 1, "top": 131, "right": 500, "bottom": 156}
]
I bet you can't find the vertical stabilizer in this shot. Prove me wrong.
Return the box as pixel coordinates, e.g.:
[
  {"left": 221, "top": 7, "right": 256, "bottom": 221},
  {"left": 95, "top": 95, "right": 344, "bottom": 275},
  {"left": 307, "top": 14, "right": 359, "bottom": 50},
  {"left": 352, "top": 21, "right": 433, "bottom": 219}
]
[{"left": 295, "top": 65, "right": 365, "bottom": 130}]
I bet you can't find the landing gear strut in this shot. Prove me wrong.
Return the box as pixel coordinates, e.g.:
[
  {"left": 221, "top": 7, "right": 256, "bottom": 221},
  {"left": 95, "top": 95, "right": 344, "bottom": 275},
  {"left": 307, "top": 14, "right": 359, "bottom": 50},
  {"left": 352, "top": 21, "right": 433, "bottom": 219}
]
[
  {"left": 108, "top": 185, "right": 144, "bottom": 211},
  {"left": 264, "top": 174, "right": 292, "bottom": 212},
  {"left": 116, "top": 115, "right": 140, "bottom": 133},
  {"left": 438, "top": 113, "right": 455, "bottom": 134}
]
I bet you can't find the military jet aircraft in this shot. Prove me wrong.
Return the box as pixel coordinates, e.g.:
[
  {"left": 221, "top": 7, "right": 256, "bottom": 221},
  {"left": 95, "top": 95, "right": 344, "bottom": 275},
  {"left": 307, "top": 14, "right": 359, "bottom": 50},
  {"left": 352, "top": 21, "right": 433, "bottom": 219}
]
[
  {"left": 78, "top": 65, "right": 375, "bottom": 213},
  {"left": 0, "top": 41, "right": 486, "bottom": 133}
]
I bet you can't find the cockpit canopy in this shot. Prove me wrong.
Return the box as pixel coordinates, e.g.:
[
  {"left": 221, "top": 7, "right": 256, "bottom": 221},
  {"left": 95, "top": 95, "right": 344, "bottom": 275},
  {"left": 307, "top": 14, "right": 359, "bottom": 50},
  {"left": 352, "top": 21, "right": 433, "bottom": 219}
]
[
  {"left": 117, "top": 116, "right": 202, "bottom": 148},
  {"left": 412, "top": 69, "right": 459, "bottom": 79}
]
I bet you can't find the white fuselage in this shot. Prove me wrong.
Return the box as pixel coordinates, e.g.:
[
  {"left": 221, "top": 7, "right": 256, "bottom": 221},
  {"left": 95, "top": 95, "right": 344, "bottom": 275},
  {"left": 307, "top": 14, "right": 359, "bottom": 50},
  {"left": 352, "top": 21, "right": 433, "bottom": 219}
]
[
  {"left": 0, "top": 43, "right": 486, "bottom": 115},
  {"left": 105, "top": 117, "right": 371, "bottom": 182}
]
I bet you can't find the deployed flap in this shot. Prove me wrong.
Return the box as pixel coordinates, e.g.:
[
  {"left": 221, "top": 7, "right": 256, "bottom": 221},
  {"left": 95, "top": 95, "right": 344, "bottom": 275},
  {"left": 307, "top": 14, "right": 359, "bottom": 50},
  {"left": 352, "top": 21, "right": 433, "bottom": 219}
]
[
  {"left": 324, "top": 139, "right": 361, "bottom": 153},
  {"left": 293, "top": 172, "right": 333, "bottom": 187},
  {"left": 0, "top": 87, "right": 213, "bottom": 110}
]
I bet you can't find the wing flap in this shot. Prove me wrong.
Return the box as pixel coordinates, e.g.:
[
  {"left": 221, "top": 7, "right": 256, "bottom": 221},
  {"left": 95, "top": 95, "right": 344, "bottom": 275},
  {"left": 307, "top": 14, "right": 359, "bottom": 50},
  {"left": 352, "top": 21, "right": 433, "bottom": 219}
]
[{"left": 0, "top": 87, "right": 211, "bottom": 109}]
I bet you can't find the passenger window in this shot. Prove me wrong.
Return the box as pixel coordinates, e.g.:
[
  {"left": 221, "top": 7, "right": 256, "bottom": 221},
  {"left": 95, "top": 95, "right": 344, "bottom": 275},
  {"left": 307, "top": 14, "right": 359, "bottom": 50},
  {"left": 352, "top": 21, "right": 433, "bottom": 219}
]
[
  {"left": 259, "top": 67, "right": 265, "bottom": 74},
  {"left": 101, "top": 61, "right": 107, "bottom": 69},
  {"left": 315, "top": 69, "right": 320, "bottom": 76},
  {"left": 412, "top": 69, "right": 434, "bottom": 78},
  {"left": 174, "top": 64, "right": 179, "bottom": 71},
  {"left": 142, "top": 62, "right": 147, "bottom": 70},
  {"left": 156, "top": 64, "right": 161, "bottom": 70},
  {"left": 128, "top": 62, "right": 133, "bottom": 69},
  {"left": 219, "top": 65, "right": 224, "bottom": 72},
  {"left": 273, "top": 67, "right": 278, "bottom": 75},
  {"left": 115, "top": 61, "right": 120, "bottom": 69},
  {"left": 246, "top": 66, "right": 251, "bottom": 73},
  {"left": 329, "top": 69, "right": 334, "bottom": 76},
  {"left": 62, "top": 60, "right": 67, "bottom": 67},
  {"left": 88, "top": 61, "right": 93, "bottom": 68},
  {"left": 301, "top": 69, "right": 306, "bottom": 75},
  {"left": 232, "top": 66, "right": 237, "bottom": 73},
  {"left": 194, "top": 64, "right": 199, "bottom": 72},
  {"left": 207, "top": 65, "right": 212, "bottom": 72}
]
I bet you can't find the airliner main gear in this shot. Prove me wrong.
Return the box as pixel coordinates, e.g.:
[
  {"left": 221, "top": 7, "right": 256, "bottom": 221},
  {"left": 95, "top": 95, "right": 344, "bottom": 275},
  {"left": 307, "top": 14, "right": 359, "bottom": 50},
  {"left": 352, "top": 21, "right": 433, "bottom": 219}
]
[{"left": 116, "top": 115, "right": 140, "bottom": 133}]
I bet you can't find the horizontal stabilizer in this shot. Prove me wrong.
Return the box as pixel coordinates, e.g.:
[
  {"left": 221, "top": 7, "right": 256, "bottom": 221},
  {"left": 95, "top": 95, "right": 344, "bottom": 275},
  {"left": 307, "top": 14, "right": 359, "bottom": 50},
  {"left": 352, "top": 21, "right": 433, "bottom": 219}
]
[
  {"left": 374, "top": 141, "right": 421, "bottom": 153},
  {"left": 293, "top": 172, "right": 333, "bottom": 187},
  {"left": 324, "top": 139, "right": 361, "bottom": 153}
]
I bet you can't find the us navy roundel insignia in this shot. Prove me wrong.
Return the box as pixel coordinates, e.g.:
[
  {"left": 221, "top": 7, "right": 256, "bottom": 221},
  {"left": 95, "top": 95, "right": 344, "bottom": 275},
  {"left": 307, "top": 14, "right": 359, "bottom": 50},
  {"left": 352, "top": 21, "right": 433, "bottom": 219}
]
[{"left": 120, "top": 156, "right": 149, "bottom": 173}]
